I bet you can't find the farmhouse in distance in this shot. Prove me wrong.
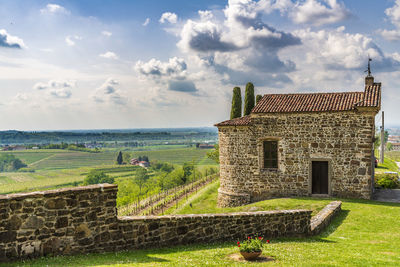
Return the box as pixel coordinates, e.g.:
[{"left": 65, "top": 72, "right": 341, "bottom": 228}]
[{"left": 216, "top": 73, "right": 381, "bottom": 207}]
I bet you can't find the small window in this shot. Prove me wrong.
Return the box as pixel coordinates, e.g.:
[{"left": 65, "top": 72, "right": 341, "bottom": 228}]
[{"left": 263, "top": 141, "right": 278, "bottom": 169}]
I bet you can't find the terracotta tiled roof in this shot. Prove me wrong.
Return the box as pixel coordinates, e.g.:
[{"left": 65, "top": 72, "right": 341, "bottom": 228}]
[
  {"left": 357, "top": 83, "right": 381, "bottom": 108},
  {"left": 215, "top": 115, "right": 251, "bottom": 126},
  {"left": 215, "top": 83, "right": 381, "bottom": 127},
  {"left": 252, "top": 84, "right": 381, "bottom": 113}
]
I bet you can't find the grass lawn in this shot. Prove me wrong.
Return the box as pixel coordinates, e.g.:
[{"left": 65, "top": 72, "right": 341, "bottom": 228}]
[{"left": 5, "top": 183, "right": 400, "bottom": 266}]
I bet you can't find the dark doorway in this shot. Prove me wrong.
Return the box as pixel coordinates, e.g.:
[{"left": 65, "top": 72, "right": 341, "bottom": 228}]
[{"left": 312, "top": 161, "right": 329, "bottom": 194}]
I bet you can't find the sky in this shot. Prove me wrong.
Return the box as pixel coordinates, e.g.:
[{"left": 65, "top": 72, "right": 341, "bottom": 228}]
[{"left": 0, "top": 0, "right": 399, "bottom": 130}]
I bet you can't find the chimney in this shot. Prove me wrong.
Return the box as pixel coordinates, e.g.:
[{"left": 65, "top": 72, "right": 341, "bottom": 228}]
[{"left": 365, "top": 75, "right": 374, "bottom": 86}]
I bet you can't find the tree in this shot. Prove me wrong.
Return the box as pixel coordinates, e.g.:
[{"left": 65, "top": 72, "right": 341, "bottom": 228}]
[
  {"left": 0, "top": 154, "right": 27, "bottom": 172},
  {"left": 387, "top": 142, "right": 393, "bottom": 151},
  {"left": 142, "top": 155, "right": 149, "bottom": 162},
  {"left": 123, "top": 152, "right": 132, "bottom": 164},
  {"left": 135, "top": 168, "right": 149, "bottom": 196},
  {"left": 244, "top": 82, "right": 255, "bottom": 116},
  {"left": 256, "top": 94, "right": 262, "bottom": 104},
  {"left": 182, "top": 162, "right": 195, "bottom": 184},
  {"left": 83, "top": 170, "right": 114, "bottom": 185},
  {"left": 230, "top": 87, "right": 242, "bottom": 119},
  {"left": 207, "top": 144, "right": 219, "bottom": 164},
  {"left": 374, "top": 134, "right": 380, "bottom": 150},
  {"left": 116, "top": 151, "right": 123, "bottom": 165}
]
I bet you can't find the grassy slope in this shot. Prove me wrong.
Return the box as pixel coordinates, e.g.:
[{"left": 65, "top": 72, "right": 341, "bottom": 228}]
[
  {"left": 5, "top": 181, "right": 400, "bottom": 266},
  {"left": 165, "top": 181, "right": 330, "bottom": 216}
]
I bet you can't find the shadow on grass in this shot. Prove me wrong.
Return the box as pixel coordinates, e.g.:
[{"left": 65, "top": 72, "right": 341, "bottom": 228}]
[
  {"left": 319, "top": 209, "right": 349, "bottom": 238},
  {"left": 3, "top": 251, "right": 170, "bottom": 267}
]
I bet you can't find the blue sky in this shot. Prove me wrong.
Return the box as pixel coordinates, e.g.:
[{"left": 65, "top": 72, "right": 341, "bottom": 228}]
[{"left": 0, "top": 0, "right": 399, "bottom": 130}]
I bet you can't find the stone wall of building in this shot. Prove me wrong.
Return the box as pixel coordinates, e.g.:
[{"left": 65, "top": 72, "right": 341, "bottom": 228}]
[
  {"left": 218, "top": 111, "right": 375, "bottom": 207},
  {"left": 0, "top": 184, "right": 315, "bottom": 262}
]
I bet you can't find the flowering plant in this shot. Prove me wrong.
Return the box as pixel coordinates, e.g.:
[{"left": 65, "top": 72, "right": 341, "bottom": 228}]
[{"left": 237, "top": 236, "right": 269, "bottom": 253}]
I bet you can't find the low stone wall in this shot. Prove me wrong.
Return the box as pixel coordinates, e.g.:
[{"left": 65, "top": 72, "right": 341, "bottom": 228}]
[
  {"left": 0, "top": 184, "right": 341, "bottom": 262},
  {"left": 117, "top": 209, "right": 310, "bottom": 250},
  {"left": 0, "top": 184, "right": 118, "bottom": 261},
  {"left": 310, "top": 201, "right": 342, "bottom": 235}
]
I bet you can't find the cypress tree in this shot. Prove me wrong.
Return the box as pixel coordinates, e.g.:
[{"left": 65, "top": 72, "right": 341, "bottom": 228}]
[
  {"left": 244, "top": 82, "right": 255, "bottom": 115},
  {"left": 256, "top": 94, "right": 262, "bottom": 104},
  {"left": 230, "top": 87, "right": 242, "bottom": 119},
  {"left": 117, "top": 151, "right": 123, "bottom": 165}
]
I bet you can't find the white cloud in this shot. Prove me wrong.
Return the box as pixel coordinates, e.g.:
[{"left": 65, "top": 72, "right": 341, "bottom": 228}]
[
  {"left": 33, "top": 80, "right": 75, "bottom": 91},
  {"left": 32, "top": 79, "right": 75, "bottom": 99},
  {"left": 101, "top": 31, "right": 112, "bottom": 37},
  {"left": 92, "top": 78, "right": 126, "bottom": 105},
  {"left": 40, "top": 3, "right": 70, "bottom": 15},
  {"left": 65, "top": 35, "right": 82, "bottom": 46},
  {"left": 50, "top": 88, "right": 72, "bottom": 99},
  {"left": 178, "top": 20, "right": 238, "bottom": 53},
  {"left": 379, "top": 0, "right": 400, "bottom": 41},
  {"left": 386, "top": 0, "right": 400, "bottom": 28},
  {"left": 174, "top": 0, "right": 300, "bottom": 86},
  {"left": 135, "top": 57, "right": 187, "bottom": 77},
  {"left": 0, "top": 29, "right": 26, "bottom": 49},
  {"left": 293, "top": 26, "right": 400, "bottom": 71},
  {"left": 99, "top": 51, "right": 119, "bottom": 60},
  {"left": 289, "top": 0, "right": 350, "bottom": 26},
  {"left": 15, "top": 93, "right": 28, "bottom": 101},
  {"left": 143, "top": 18, "right": 150, "bottom": 26},
  {"left": 198, "top": 10, "right": 213, "bottom": 20},
  {"left": 159, "top": 12, "right": 178, "bottom": 24}
]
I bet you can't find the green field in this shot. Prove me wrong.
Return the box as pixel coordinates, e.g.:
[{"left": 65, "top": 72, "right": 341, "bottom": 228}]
[
  {"left": 0, "top": 147, "right": 216, "bottom": 195},
  {"left": 131, "top": 148, "right": 215, "bottom": 165}
]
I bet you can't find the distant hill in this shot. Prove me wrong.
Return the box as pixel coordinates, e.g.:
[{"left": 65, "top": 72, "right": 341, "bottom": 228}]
[{"left": 0, "top": 127, "right": 218, "bottom": 145}]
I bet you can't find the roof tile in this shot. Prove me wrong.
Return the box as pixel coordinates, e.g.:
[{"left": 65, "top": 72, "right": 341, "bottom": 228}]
[{"left": 216, "top": 83, "right": 381, "bottom": 127}]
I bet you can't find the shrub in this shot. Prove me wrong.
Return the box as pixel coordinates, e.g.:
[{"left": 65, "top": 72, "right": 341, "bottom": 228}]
[
  {"left": 237, "top": 236, "right": 269, "bottom": 253},
  {"left": 375, "top": 173, "right": 400, "bottom": 189},
  {"left": 83, "top": 170, "right": 114, "bottom": 185},
  {"left": 18, "top": 167, "right": 35, "bottom": 173},
  {"left": 0, "top": 154, "right": 27, "bottom": 172}
]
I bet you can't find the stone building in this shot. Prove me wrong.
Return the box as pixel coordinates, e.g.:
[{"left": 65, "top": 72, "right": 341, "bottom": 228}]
[{"left": 215, "top": 75, "right": 381, "bottom": 207}]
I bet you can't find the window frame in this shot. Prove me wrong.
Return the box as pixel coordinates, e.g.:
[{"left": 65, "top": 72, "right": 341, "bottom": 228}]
[
  {"left": 258, "top": 138, "right": 280, "bottom": 171},
  {"left": 263, "top": 140, "right": 278, "bottom": 169}
]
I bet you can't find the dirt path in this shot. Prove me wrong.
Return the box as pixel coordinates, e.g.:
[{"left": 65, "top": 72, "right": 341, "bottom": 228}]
[
  {"left": 29, "top": 154, "right": 56, "bottom": 167},
  {"left": 374, "top": 189, "right": 400, "bottom": 203}
]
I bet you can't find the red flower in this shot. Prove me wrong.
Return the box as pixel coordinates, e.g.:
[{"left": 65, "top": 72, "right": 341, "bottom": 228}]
[
  {"left": 267, "top": 240, "right": 270, "bottom": 243},
  {"left": 258, "top": 236, "right": 262, "bottom": 240},
  {"left": 237, "top": 241, "right": 240, "bottom": 245},
  {"left": 248, "top": 236, "right": 251, "bottom": 240},
  {"left": 238, "top": 245, "right": 241, "bottom": 247}
]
